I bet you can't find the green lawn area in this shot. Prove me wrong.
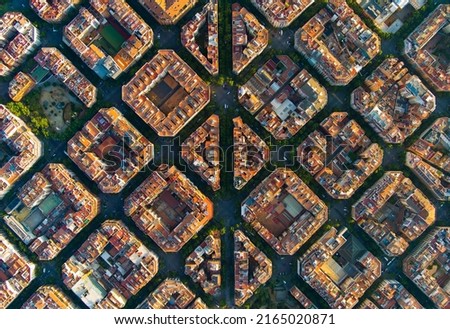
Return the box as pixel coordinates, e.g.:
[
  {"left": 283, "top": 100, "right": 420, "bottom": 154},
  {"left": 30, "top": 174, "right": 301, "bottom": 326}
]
[
  {"left": 39, "top": 193, "right": 63, "bottom": 216},
  {"left": 99, "top": 24, "right": 125, "bottom": 54},
  {"left": 30, "top": 66, "right": 49, "bottom": 83}
]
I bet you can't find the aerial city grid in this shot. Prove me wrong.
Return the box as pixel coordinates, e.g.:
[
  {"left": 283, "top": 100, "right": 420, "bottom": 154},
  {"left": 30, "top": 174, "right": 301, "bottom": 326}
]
[{"left": 0, "top": 0, "right": 449, "bottom": 310}]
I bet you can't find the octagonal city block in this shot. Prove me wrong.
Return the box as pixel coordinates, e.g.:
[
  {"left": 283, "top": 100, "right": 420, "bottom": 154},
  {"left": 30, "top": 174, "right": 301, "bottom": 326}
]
[
  {"left": 294, "top": 0, "right": 380, "bottom": 86},
  {"left": 239, "top": 55, "right": 327, "bottom": 140},
  {"left": 62, "top": 220, "right": 159, "bottom": 309},
  {"left": 351, "top": 57, "right": 436, "bottom": 144},
  {"left": 63, "top": 0, "right": 153, "bottom": 80},
  {"left": 122, "top": 49, "right": 210, "bottom": 137},
  {"left": 67, "top": 107, "right": 154, "bottom": 194},
  {"left": 4, "top": 163, "right": 100, "bottom": 260},
  {"left": 298, "top": 227, "right": 381, "bottom": 309},
  {"left": 352, "top": 171, "right": 435, "bottom": 257},
  {"left": 124, "top": 165, "right": 214, "bottom": 253},
  {"left": 242, "top": 168, "right": 328, "bottom": 255},
  {"left": 297, "top": 112, "right": 383, "bottom": 199}
]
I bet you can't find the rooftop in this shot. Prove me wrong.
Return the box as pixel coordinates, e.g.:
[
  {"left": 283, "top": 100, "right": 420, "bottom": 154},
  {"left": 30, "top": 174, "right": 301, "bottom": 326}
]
[
  {"left": 67, "top": 107, "right": 154, "bottom": 194},
  {"left": 0, "top": 104, "right": 43, "bottom": 200},
  {"left": 352, "top": 171, "right": 435, "bottom": 257},
  {"left": 181, "top": 0, "right": 219, "bottom": 76},
  {"left": 233, "top": 116, "right": 270, "bottom": 190},
  {"left": 403, "top": 227, "right": 450, "bottom": 309},
  {"left": 289, "top": 285, "right": 317, "bottom": 309},
  {"left": 8, "top": 71, "right": 36, "bottom": 102},
  {"left": 63, "top": 0, "right": 153, "bottom": 79},
  {"left": 406, "top": 117, "right": 450, "bottom": 201},
  {"left": 242, "top": 167, "right": 328, "bottom": 255},
  {"left": 138, "top": 278, "right": 207, "bottom": 309},
  {"left": 403, "top": 4, "right": 450, "bottom": 92},
  {"left": 30, "top": 0, "right": 75, "bottom": 23},
  {"left": 298, "top": 227, "right": 381, "bottom": 308},
  {"left": 4, "top": 163, "right": 100, "bottom": 260},
  {"left": 294, "top": 0, "right": 381, "bottom": 85},
  {"left": 0, "top": 12, "right": 40, "bottom": 76},
  {"left": 234, "top": 230, "right": 272, "bottom": 307},
  {"left": 124, "top": 165, "right": 214, "bottom": 253},
  {"left": 232, "top": 3, "right": 268, "bottom": 75},
  {"left": 185, "top": 231, "right": 221, "bottom": 296},
  {"left": 297, "top": 112, "right": 383, "bottom": 199},
  {"left": 122, "top": 50, "right": 210, "bottom": 137},
  {"left": 22, "top": 285, "right": 76, "bottom": 309},
  {"left": 25, "top": 47, "right": 97, "bottom": 107},
  {"left": 138, "top": 0, "right": 198, "bottom": 25},
  {"left": 0, "top": 230, "right": 36, "bottom": 308},
  {"left": 351, "top": 57, "right": 436, "bottom": 144},
  {"left": 62, "top": 220, "right": 159, "bottom": 309},
  {"left": 357, "top": 0, "right": 426, "bottom": 33},
  {"left": 359, "top": 280, "right": 423, "bottom": 309},
  {"left": 181, "top": 114, "right": 220, "bottom": 191},
  {"left": 239, "top": 55, "right": 328, "bottom": 140},
  {"left": 250, "top": 0, "right": 315, "bottom": 28}
]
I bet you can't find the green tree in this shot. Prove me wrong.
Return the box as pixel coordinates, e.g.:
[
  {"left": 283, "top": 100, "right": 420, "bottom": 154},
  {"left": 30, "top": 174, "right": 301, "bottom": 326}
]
[
  {"left": 30, "top": 115, "right": 50, "bottom": 137},
  {"left": 5, "top": 102, "right": 50, "bottom": 137},
  {"left": 6, "top": 102, "right": 30, "bottom": 117}
]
